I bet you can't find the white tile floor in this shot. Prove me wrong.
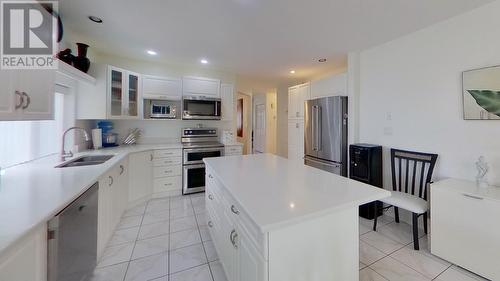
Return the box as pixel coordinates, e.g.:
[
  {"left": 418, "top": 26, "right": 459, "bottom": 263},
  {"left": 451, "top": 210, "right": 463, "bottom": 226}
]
[{"left": 90, "top": 194, "right": 490, "bottom": 281}]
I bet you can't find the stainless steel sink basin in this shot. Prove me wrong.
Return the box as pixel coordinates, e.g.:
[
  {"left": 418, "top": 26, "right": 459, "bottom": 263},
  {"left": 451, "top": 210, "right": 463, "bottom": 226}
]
[{"left": 56, "top": 155, "right": 114, "bottom": 168}]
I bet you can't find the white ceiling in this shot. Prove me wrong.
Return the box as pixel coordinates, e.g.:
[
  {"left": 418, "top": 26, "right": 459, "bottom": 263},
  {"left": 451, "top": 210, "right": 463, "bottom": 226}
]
[{"left": 59, "top": 0, "right": 494, "bottom": 81}]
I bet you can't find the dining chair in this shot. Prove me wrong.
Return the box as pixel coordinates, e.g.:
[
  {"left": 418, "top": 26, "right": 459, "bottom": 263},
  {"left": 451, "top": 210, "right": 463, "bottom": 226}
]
[{"left": 373, "top": 148, "right": 438, "bottom": 250}]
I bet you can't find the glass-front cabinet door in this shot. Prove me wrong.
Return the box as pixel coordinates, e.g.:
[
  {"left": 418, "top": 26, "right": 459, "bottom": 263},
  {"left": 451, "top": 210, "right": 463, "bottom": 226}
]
[
  {"left": 107, "top": 66, "right": 141, "bottom": 119},
  {"left": 127, "top": 73, "right": 139, "bottom": 117}
]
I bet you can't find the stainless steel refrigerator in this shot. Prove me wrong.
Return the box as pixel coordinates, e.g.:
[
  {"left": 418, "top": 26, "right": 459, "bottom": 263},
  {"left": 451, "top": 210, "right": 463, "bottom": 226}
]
[{"left": 304, "top": 96, "right": 348, "bottom": 176}]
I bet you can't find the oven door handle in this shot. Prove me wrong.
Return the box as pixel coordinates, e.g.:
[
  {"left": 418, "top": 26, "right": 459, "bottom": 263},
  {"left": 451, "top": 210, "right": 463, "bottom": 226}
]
[
  {"left": 183, "top": 147, "right": 224, "bottom": 153},
  {"left": 183, "top": 164, "right": 206, "bottom": 170}
]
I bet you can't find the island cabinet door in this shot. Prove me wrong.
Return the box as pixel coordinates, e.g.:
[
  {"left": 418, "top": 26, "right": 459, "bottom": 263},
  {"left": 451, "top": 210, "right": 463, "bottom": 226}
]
[{"left": 236, "top": 225, "right": 268, "bottom": 281}]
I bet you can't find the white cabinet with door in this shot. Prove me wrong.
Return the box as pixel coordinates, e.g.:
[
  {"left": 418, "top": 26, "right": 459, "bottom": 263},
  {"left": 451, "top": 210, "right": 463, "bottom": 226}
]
[
  {"left": 182, "top": 76, "right": 220, "bottom": 98},
  {"left": 97, "top": 158, "right": 129, "bottom": 259},
  {"left": 142, "top": 75, "right": 182, "bottom": 100},
  {"left": 431, "top": 179, "right": 500, "bottom": 280},
  {"left": 221, "top": 83, "right": 234, "bottom": 121},
  {"left": 288, "top": 120, "right": 304, "bottom": 162},
  {"left": 0, "top": 223, "right": 47, "bottom": 281},
  {"left": 0, "top": 69, "right": 55, "bottom": 121},
  {"left": 128, "top": 151, "right": 153, "bottom": 204},
  {"left": 310, "top": 73, "right": 347, "bottom": 99},
  {"left": 107, "top": 66, "right": 142, "bottom": 119},
  {"left": 288, "top": 82, "right": 310, "bottom": 120}
]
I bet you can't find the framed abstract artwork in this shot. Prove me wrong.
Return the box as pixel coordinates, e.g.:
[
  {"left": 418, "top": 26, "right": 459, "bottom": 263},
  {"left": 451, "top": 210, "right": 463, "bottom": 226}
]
[{"left": 463, "top": 65, "right": 500, "bottom": 120}]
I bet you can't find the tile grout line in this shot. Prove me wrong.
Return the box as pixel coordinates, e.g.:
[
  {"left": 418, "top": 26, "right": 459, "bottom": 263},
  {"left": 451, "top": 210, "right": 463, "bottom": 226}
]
[
  {"left": 431, "top": 264, "right": 453, "bottom": 281},
  {"left": 121, "top": 200, "right": 147, "bottom": 281},
  {"left": 190, "top": 194, "right": 216, "bottom": 281}
]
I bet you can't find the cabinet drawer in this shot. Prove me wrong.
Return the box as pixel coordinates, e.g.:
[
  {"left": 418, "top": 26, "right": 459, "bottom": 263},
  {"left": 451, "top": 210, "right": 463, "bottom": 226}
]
[
  {"left": 224, "top": 146, "right": 242, "bottom": 155},
  {"left": 153, "top": 176, "right": 181, "bottom": 193},
  {"left": 431, "top": 188, "right": 500, "bottom": 280},
  {"left": 153, "top": 165, "right": 182, "bottom": 178},
  {"left": 152, "top": 157, "right": 182, "bottom": 167},
  {"left": 153, "top": 149, "right": 182, "bottom": 158}
]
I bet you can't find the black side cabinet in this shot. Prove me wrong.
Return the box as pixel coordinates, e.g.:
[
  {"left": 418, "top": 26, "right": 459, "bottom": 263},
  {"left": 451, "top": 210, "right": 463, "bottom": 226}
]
[{"left": 350, "top": 144, "right": 383, "bottom": 219}]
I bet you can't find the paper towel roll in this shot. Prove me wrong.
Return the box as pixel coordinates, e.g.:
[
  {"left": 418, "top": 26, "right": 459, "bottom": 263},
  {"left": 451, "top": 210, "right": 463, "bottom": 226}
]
[{"left": 92, "top": 128, "right": 102, "bottom": 150}]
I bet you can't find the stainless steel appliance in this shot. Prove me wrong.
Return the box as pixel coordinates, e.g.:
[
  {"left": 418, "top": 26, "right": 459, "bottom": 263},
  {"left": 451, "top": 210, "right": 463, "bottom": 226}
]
[
  {"left": 182, "top": 97, "right": 221, "bottom": 120},
  {"left": 182, "top": 128, "right": 224, "bottom": 194},
  {"left": 304, "top": 96, "right": 348, "bottom": 176},
  {"left": 47, "top": 183, "right": 98, "bottom": 281},
  {"left": 145, "top": 99, "right": 178, "bottom": 119}
]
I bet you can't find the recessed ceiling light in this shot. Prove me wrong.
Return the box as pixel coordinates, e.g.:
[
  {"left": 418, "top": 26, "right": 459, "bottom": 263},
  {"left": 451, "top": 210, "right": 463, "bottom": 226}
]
[
  {"left": 318, "top": 58, "right": 327, "bottom": 63},
  {"left": 200, "top": 59, "right": 208, "bottom": 64},
  {"left": 146, "top": 50, "right": 157, "bottom": 55},
  {"left": 290, "top": 70, "right": 296, "bottom": 74},
  {"left": 88, "top": 16, "right": 103, "bottom": 23}
]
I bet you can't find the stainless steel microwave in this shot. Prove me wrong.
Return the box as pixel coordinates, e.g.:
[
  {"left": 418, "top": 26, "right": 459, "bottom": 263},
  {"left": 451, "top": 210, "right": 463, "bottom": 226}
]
[
  {"left": 145, "top": 99, "right": 178, "bottom": 119},
  {"left": 182, "top": 97, "right": 221, "bottom": 120}
]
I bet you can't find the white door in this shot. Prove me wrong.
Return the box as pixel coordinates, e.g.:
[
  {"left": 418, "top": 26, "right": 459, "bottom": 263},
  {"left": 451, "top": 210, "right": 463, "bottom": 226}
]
[
  {"left": 254, "top": 104, "right": 266, "bottom": 153},
  {"left": 288, "top": 86, "right": 298, "bottom": 119},
  {"left": 0, "top": 70, "right": 17, "bottom": 118},
  {"left": 128, "top": 151, "right": 153, "bottom": 203}
]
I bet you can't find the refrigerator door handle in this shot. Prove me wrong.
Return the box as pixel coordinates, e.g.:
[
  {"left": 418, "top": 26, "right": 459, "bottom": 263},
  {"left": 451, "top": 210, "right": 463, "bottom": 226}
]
[
  {"left": 316, "top": 105, "right": 322, "bottom": 151},
  {"left": 312, "top": 105, "right": 318, "bottom": 151}
]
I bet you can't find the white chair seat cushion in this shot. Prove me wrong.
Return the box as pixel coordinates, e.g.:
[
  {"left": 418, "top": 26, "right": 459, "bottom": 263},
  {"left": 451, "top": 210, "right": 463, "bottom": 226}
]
[{"left": 380, "top": 191, "right": 429, "bottom": 214}]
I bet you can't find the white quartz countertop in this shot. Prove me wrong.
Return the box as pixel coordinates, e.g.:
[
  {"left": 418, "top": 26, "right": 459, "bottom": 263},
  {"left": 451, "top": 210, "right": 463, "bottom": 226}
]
[
  {"left": 432, "top": 178, "right": 500, "bottom": 202},
  {"left": 204, "top": 154, "right": 390, "bottom": 232},
  {"left": 0, "top": 143, "right": 181, "bottom": 255}
]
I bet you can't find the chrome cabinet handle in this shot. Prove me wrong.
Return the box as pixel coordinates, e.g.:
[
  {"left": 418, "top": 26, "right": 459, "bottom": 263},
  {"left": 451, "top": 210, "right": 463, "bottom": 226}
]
[
  {"left": 108, "top": 176, "right": 114, "bottom": 186},
  {"left": 119, "top": 165, "right": 124, "bottom": 175},
  {"left": 150, "top": 154, "right": 153, "bottom": 161},
  {"left": 14, "top": 91, "right": 24, "bottom": 109},
  {"left": 208, "top": 174, "right": 213, "bottom": 179},
  {"left": 208, "top": 221, "right": 213, "bottom": 228},
  {"left": 21, "top": 92, "right": 30, "bottom": 109},
  {"left": 208, "top": 194, "right": 214, "bottom": 200},
  {"left": 463, "top": 194, "right": 483, "bottom": 200},
  {"left": 296, "top": 111, "right": 299, "bottom": 117},
  {"left": 230, "top": 205, "right": 240, "bottom": 215},
  {"left": 229, "top": 229, "right": 238, "bottom": 248}
]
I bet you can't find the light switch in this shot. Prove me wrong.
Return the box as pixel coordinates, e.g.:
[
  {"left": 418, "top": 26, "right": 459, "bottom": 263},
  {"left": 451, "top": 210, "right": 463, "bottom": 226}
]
[{"left": 386, "top": 112, "right": 392, "bottom": 121}]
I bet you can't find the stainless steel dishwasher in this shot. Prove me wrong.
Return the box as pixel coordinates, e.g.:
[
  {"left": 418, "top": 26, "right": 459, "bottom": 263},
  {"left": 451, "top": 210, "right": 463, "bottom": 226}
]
[{"left": 48, "top": 182, "right": 99, "bottom": 281}]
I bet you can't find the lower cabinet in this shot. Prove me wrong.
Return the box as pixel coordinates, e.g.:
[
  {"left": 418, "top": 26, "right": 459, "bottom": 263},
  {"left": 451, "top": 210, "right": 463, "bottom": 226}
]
[
  {"left": 97, "top": 158, "right": 129, "bottom": 259},
  {"left": 0, "top": 223, "right": 47, "bottom": 281},
  {"left": 224, "top": 144, "right": 243, "bottom": 156},
  {"left": 431, "top": 179, "right": 500, "bottom": 280},
  {"left": 206, "top": 173, "right": 268, "bottom": 281},
  {"left": 128, "top": 151, "right": 153, "bottom": 203}
]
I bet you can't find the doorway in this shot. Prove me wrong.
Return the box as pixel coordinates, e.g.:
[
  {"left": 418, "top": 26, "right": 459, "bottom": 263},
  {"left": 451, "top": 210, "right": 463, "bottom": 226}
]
[
  {"left": 253, "top": 104, "right": 266, "bottom": 153},
  {"left": 236, "top": 92, "right": 252, "bottom": 154}
]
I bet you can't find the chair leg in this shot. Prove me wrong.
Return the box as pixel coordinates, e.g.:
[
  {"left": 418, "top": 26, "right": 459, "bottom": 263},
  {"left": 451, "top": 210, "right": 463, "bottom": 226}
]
[
  {"left": 373, "top": 202, "right": 378, "bottom": 231},
  {"left": 423, "top": 212, "right": 428, "bottom": 234},
  {"left": 394, "top": 207, "right": 400, "bottom": 223},
  {"left": 412, "top": 213, "right": 419, "bottom": 250}
]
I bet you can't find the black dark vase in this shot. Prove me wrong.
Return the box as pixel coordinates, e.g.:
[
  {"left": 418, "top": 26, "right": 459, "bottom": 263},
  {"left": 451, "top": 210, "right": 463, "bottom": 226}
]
[{"left": 73, "top": 43, "right": 90, "bottom": 73}]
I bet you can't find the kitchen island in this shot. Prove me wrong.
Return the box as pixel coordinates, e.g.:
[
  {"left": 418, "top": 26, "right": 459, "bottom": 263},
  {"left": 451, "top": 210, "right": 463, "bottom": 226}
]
[{"left": 204, "top": 154, "right": 390, "bottom": 281}]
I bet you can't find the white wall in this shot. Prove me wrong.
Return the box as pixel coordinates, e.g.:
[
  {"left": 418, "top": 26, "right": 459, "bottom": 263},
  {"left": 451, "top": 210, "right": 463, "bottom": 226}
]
[{"left": 358, "top": 0, "right": 500, "bottom": 188}]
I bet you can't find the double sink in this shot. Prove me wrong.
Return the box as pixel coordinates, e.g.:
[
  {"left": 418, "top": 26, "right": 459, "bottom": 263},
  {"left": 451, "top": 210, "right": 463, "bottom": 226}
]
[{"left": 56, "top": 155, "right": 114, "bottom": 168}]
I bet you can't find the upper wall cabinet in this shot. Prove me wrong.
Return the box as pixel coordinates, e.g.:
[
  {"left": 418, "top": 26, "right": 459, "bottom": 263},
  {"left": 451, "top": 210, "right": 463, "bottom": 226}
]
[
  {"left": 221, "top": 83, "right": 234, "bottom": 121},
  {"left": 0, "top": 69, "right": 55, "bottom": 121},
  {"left": 288, "top": 82, "right": 310, "bottom": 119},
  {"left": 108, "top": 66, "right": 142, "bottom": 119},
  {"left": 310, "top": 73, "right": 347, "bottom": 99},
  {"left": 142, "top": 75, "right": 182, "bottom": 101},
  {"left": 182, "top": 76, "right": 220, "bottom": 98}
]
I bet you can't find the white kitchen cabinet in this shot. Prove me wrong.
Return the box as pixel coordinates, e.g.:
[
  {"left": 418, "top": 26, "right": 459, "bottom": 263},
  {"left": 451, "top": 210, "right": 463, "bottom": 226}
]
[
  {"left": 142, "top": 75, "right": 182, "bottom": 100},
  {"left": 224, "top": 144, "right": 243, "bottom": 156},
  {"left": 111, "top": 159, "right": 129, "bottom": 227},
  {"left": 288, "top": 82, "right": 310, "bottom": 120},
  {"left": 310, "top": 73, "right": 347, "bottom": 99},
  {"left": 151, "top": 148, "right": 183, "bottom": 197},
  {"left": 221, "top": 83, "right": 234, "bottom": 121},
  {"left": 0, "top": 223, "right": 47, "bottom": 281},
  {"left": 236, "top": 224, "right": 267, "bottom": 281},
  {"left": 0, "top": 69, "right": 55, "bottom": 121},
  {"left": 182, "top": 76, "right": 220, "bottom": 98},
  {"left": 128, "top": 151, "right": 153, "bottom": 203},
  {"left": 287, "top": 120, "right": 304, "bottom": 162},
  {"left": 431, "top": 179, "right": 500, "bottom": 280},
  {"left": 107, "top": 66, "right": 142, "bottom": 119}
]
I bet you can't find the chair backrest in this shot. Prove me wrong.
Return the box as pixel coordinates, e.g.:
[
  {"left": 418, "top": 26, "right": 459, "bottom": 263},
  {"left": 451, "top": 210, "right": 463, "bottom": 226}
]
[{"left": 391, "top": 148, "right": 438, "bottom": 201}]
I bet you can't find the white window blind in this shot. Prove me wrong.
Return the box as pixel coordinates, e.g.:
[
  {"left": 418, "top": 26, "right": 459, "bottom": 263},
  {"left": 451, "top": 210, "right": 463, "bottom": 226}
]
[{"left": 0, "top": 93, "right": 63, "bottom": 168}]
